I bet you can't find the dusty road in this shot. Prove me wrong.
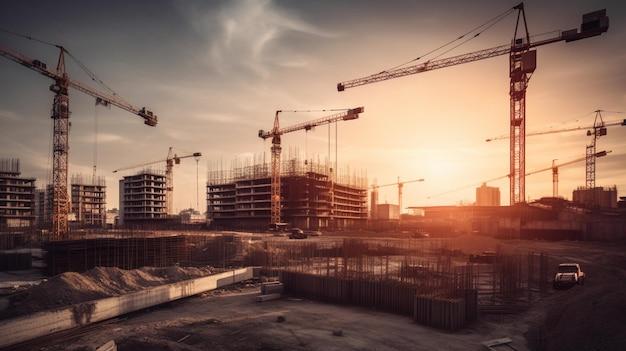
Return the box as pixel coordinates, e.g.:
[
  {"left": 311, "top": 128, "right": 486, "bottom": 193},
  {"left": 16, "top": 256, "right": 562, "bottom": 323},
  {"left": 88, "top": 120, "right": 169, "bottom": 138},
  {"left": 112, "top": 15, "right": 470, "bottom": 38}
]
[{"left": 33, "top": 283, "right": 540, "bottom": 351}]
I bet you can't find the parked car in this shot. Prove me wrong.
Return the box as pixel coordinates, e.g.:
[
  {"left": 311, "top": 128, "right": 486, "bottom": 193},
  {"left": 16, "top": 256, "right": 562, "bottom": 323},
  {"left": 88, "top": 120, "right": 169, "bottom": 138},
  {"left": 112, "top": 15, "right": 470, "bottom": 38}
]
[
  {"left": 289, "top": 228, "right": 307, "bottom": 239},
  {"left": 553, "top": 263, "right": 585, "bottom": 289}
]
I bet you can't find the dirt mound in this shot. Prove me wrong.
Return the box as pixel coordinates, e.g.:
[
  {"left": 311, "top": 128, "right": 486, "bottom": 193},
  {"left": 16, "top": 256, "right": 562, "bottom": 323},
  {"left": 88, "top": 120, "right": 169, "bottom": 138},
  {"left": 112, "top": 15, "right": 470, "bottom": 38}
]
[{"left": 0, "top": 265, "right": 215, "bottom": 320}]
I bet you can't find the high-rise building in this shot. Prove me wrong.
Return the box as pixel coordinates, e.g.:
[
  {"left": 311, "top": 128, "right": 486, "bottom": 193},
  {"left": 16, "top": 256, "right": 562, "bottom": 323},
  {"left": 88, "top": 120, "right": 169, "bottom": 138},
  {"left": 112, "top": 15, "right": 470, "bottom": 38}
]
[
  {"left": 0, "top": 159, "right": 36, "bottom": 229},
  {"left": 70, "top": 174, "right": 107, "bottom": 228},
  {"left": 118, "top": 170, "right": 167, "bottom": 226},
  {"left": 476, "top": 182, "right": 500, "bottom": 206}
]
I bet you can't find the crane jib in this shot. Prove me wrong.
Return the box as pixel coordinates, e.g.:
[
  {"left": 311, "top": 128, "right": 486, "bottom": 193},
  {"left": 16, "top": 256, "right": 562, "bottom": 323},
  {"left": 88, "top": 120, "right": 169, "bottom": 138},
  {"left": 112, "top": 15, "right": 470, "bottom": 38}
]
[
  {"left": 336, "top": 9, "right": 608, "bottom": 92},
  {"left": 1, "top": 38, "right": 159, "bottom": 237}
]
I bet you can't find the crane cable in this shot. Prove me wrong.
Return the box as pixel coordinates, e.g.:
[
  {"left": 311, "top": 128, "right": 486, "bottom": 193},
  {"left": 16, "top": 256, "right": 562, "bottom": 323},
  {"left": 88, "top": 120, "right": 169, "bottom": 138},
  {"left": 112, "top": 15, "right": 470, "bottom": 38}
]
[
  {"left": 383, "top": 5, "right": 518, "bottom": 72},
  {"left": 1, "top": 28, "right": 63, "bottom": 187},
  {"left": 93, "top": 103, "right": 99, "bottom": 183},
  {"left": 0, "top": 28, "right": 56, "bottom": 46},
  {"left": 0, "top": 28, "right": 132, "bottom": 106}
]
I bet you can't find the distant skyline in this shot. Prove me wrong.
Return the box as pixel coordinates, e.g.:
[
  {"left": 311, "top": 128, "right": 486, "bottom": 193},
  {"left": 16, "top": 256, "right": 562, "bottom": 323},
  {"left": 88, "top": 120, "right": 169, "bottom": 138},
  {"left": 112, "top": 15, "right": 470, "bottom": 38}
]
[{"left": 1, "top": 0, "right": 625, "bottom": 214}]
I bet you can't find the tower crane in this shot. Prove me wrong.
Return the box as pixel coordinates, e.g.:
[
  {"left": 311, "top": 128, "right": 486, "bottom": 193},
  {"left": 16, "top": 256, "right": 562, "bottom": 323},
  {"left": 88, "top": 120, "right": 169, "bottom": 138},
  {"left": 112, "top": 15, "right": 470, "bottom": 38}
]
[
  {"left": 337, "top": 3, "right": 609, "bottom": 206},
  {"left": 485, "top": 118, "right": 625, "bottom": 142},
  {"left": 114, "top": 147, "right": 201, "bottom": 215},
  {"left": 1, "top": 39, "right": 158, "bottom": 238},
  {"left": 427, "top": 150, "right": 610, "bottom": 200},
  {"left": 585, "top": 111, "right": 619, "bottom": 189},
  {"left": 547, "top": 151, "right": 610, "bottom": 197},
  {"left": 371, "top": 178, "right": 425, "bottom": 221},
  {"left": 258, "top": 107, "right": 364, "bottom": 225},
  {"left": 520, "top": 151, "right": 610, "bottom": 198},
  {"left": 487, "top": 110, "right": 624, "bottom": 189}
]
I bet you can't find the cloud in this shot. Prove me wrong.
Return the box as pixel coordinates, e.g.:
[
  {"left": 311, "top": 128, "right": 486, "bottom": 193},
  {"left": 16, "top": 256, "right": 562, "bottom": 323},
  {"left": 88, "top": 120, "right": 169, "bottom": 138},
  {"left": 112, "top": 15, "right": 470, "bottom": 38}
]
[{"left": 180, "top": 0, "right": 333, "bottom": 78}]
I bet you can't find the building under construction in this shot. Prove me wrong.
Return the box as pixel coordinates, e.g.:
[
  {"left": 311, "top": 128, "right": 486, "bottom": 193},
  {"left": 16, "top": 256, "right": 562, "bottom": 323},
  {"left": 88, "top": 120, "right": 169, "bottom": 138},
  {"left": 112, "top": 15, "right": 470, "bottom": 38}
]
[
  {"left": 32, "top": 174, "right": 107, "bottom": 230},
  {"left": 207, "top": 156, "right": 368, "bottom": 231},
  {"left": 0, "top": 159, "right": 35, "bottom": 230},
  {"left": 70, "top": 174, "right": 107, "bottom": 228},
  {"left": 118, "top": 170, "right": 167, "bottom": 226},
  {"left": 573, "top": 185, "right": 618, "bottom": 208}
]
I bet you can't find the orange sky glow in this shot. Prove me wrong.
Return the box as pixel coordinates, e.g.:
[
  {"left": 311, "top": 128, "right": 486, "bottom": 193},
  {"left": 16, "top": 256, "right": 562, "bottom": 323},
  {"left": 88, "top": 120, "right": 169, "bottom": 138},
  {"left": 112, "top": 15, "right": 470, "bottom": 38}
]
[{"left": 1, "top": 0, "right": 624, "bottom": 214}]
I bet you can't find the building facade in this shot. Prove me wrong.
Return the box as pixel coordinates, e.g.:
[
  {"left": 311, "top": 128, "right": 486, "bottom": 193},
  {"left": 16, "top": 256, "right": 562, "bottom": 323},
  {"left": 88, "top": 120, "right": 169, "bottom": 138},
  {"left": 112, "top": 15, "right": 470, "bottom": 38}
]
[
  {"left": 70, "top": 174, "right": 107, "bottom": 228},
  {"left": 118, "top": 170, "right": 167, "bottom": 226},
  {"left": 207, "top": 158, "right": 367, "bottom": 231},
  {"left": 374, "top": 203, "right": 400, "bottom": 220},
  {"left": 34, "top": 188, "right": 49, "bottom": 228},
  {"left": 0, "top": 159, "right": 36, "bottom": 229},
  {"left": 476, "top": 182, "right": 501, "bottom": 206},
  {"left": 572, "top": 186, "right": 617, "bottom": 208}
]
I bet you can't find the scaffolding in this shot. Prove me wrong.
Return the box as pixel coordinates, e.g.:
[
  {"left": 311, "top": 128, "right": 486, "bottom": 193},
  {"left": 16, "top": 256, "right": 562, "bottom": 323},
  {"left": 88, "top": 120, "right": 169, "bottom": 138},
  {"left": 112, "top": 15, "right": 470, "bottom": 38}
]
[
  {"left": 0, "top": 158, "right": 36, "bottom": 231},
  {"left": 207, "top": 151, "right": 367, "bottom": 189},
  {"left": 70, "top": 173, "right": 107, "bottom": 228}
]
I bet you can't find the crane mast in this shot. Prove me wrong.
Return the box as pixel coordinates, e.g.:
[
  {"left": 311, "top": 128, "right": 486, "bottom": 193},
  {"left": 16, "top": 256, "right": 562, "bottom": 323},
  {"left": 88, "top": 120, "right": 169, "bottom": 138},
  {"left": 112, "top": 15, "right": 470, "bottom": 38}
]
[
  {"left": 259, "top": 107, "right": 364, "bottom": 225},
  {"left": 1, "top": 42, "right": 158, "bottom": 238},
  {"left": 586, "top": 111, "right": 608, "bottom": 189},
  {"left": 337, "top": 3, "right": 609, "bottom": 205},
  {"left": 51, "top": 49, "right": 70, "bottom": 236}
]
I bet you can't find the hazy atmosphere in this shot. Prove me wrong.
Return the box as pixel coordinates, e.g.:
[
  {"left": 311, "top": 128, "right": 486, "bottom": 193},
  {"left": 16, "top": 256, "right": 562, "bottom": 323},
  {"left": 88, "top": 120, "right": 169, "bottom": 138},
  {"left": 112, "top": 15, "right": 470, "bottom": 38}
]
[{"left": 1, "top": 0, "right": 625, "bottom": 213}]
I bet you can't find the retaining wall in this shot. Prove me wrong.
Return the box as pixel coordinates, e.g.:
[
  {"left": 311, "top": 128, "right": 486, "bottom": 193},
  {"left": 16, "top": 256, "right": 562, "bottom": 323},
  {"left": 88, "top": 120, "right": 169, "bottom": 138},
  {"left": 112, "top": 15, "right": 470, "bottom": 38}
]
[{"left": 0, "top": 267, "right": 254, "bottom": 349}]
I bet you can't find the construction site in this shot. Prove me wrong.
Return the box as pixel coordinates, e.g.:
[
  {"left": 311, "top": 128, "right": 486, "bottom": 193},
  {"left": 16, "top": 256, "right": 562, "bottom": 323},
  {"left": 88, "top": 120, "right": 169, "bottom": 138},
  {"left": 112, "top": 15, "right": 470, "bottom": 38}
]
[
  {"left": 206, "top": 153, "right": 368, "bottom": 231},
  {"left": 1, "top": 2, "right": 625, "bottom": 351}
]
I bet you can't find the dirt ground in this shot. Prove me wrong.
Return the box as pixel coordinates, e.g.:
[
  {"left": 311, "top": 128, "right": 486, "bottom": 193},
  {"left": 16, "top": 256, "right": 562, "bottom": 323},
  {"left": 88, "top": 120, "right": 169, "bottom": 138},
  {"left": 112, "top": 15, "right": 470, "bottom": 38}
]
[{"left": 2, "top": 234, "right": 626, "bottom": 351}]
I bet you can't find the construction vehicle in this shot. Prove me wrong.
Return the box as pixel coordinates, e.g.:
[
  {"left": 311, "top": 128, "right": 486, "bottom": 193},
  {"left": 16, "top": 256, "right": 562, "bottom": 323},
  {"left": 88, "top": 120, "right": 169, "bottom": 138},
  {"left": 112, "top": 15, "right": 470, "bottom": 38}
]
[
  {"left": 114, "top": 147, "right": 201, "bottom": 216},
  {"left": 1, "top": 37, "right": 157, "bottom": 237},
  {"left": 258, "top": 107, "right": 364, "bottom": 226},
  {"left": 337, "top": 3, "right": 609, "bottom": 206},
  {"left": 487, "top": 110, "right": 624, "bottom": 189},
  {"left": 371, "top": 178, "right": 425, "bottom": 223}
]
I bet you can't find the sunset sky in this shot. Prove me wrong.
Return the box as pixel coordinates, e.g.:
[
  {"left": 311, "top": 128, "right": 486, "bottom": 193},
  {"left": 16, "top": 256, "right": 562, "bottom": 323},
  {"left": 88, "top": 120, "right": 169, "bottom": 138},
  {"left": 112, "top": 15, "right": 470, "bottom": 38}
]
[{"left": 1, "top": 0, "right": 624, "bottom": 214}]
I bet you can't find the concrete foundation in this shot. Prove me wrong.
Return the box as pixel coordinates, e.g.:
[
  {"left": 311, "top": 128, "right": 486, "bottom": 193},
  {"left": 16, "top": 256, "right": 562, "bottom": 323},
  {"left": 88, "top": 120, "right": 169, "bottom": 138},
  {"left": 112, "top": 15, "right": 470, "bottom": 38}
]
[{"left": 0, "top": 267, "right": 254, "bottom": 349}]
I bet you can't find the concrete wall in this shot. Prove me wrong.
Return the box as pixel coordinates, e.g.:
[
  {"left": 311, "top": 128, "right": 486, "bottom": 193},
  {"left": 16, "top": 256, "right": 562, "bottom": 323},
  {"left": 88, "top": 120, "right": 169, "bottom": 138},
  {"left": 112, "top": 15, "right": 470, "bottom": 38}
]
[{"left": 0, "top": 267, "right": 254, "bottom": 349}]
